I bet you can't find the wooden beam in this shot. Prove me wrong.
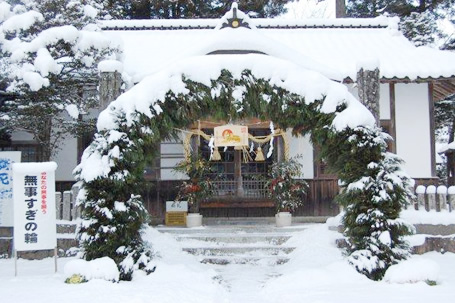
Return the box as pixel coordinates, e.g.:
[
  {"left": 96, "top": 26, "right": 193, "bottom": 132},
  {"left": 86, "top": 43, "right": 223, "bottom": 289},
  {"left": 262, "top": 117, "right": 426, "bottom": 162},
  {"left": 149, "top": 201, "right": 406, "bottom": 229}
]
[
  {"left": 429, "top": 82, "right": 437, "bottom": 177},
  {"left": 389, "top": 83, "right": 397, "bottom": 153}
]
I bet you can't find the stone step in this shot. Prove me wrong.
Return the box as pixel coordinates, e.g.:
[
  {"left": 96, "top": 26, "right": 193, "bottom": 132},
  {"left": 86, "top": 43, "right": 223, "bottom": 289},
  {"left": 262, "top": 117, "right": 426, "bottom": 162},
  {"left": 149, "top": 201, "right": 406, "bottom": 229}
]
[
  {"left": 182, "top": 246, "right": 295, "bottom": 257},
  {"left": 156, "top": 226, "right": 306, "bottom": 235},
  {"left": 200, "top": 256, "right": 290, "bottom": 265},
  {"left": 176, "top": 235, "right": 291, "bottom": 245}
]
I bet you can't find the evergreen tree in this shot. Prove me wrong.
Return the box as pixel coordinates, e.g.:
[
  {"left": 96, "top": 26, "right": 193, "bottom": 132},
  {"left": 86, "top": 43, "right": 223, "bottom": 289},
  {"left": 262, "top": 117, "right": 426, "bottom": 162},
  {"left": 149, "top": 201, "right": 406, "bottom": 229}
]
[
  {"left": 101, "top": 0, "right": 293, "bottom": 19},
  {"left": 346, "top": 0, "right": 455, "bottom": 48},
  {"left": 0, "top": 0, "right": 119, "bottom": 161}
]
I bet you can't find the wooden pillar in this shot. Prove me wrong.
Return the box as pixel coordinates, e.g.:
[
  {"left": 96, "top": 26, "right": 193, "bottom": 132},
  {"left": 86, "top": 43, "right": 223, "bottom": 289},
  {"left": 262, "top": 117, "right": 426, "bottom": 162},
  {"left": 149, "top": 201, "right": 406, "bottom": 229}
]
[
  {"left": 428, "top": 82, "right": 436, "bottom": 177},
  {"left": 389, "top": 83, "right": 397, "bottom": 153},
  {"left": 357, "top": 66, "right": 380, "bottom": 125},
  {"left": 234, "top": 149, "right": 244, "bottom": 196},
  {"left": 99, "top": 71, "right": 122, "bottom": 110},
  {"left": 335, "top": 0, "right": 346, "bottom": 18}
]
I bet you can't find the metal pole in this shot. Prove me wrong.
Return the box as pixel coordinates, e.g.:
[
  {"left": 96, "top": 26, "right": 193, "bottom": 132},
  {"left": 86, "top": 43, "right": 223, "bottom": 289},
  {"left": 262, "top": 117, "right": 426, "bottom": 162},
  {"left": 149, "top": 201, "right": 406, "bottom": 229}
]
[
  {"left": 14, "top": 249, "right": 17, "bottom": 277},
  {"left": 54, "top": 247, "right": 58, "bottom": 273}
]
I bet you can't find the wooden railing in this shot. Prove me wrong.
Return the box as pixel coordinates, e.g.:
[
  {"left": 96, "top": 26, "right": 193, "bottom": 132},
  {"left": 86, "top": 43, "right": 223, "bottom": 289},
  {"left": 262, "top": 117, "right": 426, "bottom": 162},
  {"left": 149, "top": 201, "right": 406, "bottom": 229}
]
[{"left": 210, "top": 180, "right": 269, "bottom": 199}]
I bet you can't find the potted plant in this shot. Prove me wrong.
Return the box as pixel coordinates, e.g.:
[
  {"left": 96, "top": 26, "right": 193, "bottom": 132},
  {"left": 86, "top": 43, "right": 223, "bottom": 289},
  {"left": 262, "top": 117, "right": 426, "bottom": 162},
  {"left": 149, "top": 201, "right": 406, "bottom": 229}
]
[
  {"left": 174, "top": 158, "right": 213, "bottom": 227},
  {"left": 268, "top": 157, "right": 307, "bottom": 227}
]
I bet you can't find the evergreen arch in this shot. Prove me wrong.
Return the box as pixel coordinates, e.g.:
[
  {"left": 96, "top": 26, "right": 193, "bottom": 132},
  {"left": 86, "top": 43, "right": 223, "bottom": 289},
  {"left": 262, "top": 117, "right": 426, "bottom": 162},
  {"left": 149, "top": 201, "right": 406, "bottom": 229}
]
[{"left": 75, "top": 64, "right": 414, "bottom": 281}]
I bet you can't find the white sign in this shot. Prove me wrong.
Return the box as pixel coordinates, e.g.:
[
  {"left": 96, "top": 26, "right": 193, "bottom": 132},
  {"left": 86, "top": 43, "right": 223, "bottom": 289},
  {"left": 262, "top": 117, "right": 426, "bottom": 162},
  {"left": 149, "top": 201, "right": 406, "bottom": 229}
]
[
  {"left": 166, "top": 201, "right": 188, "bottom": 212},
  {"left": 0, "top": 152, "right": 21, "bottom": 227},
  {"left": 214, "top": 125, "right": 249, "bottom": 147},
  {"left": 13, "top": 162, "right": 58, "bottom": 251}
]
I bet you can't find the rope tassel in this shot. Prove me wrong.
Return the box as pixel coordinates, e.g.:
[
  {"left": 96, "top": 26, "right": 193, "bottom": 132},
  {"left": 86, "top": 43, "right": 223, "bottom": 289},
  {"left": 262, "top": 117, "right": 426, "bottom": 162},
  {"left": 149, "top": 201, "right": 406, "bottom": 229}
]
[
  {"left": 212, "top": 148, "right": 221, "bottom": 161},
  {"left": 255, "top": 146, "right": 265, "bottom": 162}
]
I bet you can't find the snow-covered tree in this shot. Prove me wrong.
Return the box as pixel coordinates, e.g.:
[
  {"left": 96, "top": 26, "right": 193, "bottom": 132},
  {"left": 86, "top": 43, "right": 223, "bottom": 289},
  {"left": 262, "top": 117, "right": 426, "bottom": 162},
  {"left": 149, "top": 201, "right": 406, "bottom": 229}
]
[
  {"left": 0, "top": 0, "right": 120, "bottom": 161},
  {"left": 346, "top": 0, "right": 455, "bottom": 48},
  {"left": 101, "top": 0, "right": 293, "bottom": 19}
]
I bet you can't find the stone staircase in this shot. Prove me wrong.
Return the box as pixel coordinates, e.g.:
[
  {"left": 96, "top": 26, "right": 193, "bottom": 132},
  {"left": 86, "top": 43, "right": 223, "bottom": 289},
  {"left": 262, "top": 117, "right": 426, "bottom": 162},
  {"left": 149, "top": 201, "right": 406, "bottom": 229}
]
[{"left": 156, "top": 223, "right": 306, "bottom": 266}]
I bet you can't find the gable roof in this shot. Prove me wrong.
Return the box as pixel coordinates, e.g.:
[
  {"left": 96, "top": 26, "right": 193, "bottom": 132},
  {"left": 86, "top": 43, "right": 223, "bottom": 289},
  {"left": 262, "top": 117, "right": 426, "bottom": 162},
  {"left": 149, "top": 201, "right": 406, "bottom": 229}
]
[{"left": 99, "top": 8, "right": 455, "bottom": 91}]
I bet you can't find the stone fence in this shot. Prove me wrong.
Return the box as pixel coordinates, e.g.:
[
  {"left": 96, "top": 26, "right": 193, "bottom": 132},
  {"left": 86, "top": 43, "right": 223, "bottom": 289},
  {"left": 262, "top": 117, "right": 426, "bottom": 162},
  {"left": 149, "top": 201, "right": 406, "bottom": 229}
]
[
  {"left": 55, "top": 183, "right": 81, "bottom": 221},
  {"left": 413, "top": 185, "right": 455, "bottom": 212}
]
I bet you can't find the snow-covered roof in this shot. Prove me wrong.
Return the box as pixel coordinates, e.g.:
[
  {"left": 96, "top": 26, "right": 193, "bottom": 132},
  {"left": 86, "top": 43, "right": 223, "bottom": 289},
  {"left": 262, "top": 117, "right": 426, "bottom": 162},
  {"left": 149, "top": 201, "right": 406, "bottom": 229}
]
[{"left": 100, "top": 11, "right": 455, "bottom": 83}]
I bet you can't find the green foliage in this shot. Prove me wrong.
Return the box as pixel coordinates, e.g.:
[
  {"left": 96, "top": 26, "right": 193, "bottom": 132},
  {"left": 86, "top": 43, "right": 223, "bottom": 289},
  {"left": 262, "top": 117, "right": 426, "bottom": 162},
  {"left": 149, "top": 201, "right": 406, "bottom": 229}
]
[
  {"left": 174, "top": 158, "right": 214, "bottom": 213},
  {"left": 268, "top": 157, "right": 308, "bottom": 212},
  {"left": 65, "top": 274, "right": 87, "bottom": 284}
]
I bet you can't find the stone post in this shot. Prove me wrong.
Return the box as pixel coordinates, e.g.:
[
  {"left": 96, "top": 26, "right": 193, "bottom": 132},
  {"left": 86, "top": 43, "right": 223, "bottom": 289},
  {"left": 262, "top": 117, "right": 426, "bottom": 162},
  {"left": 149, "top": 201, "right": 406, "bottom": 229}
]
[
  {"left": 71, "top": 183, "right": 82, "bottom": 220},
  {"left": 437, "top": 185, "right": 448, "bottom": 211},
  {"left": 426, "top": 185, "right": 436, "bottom": 211},
  {"left": 448, "top": 186, "right": 455, "bottom": 212},
  {"left": 357, "top": 61, "right": 380, "bottom": 125},
  {"left": 63, "top": 191, "right": 72, "bottom": 221},
  {"left": 415, "top": 185, "right": 426, "bottom": 211},
  {"left": 55, "top": 192, "right": 62, "bottom": 220}
]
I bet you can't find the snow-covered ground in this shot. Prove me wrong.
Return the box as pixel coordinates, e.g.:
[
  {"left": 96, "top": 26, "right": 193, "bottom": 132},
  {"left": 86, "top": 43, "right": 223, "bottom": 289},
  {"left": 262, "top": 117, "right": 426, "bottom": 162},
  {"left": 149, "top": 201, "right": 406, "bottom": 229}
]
[{"left": 1, "top": 223, "right": 454, "bottom": 303}]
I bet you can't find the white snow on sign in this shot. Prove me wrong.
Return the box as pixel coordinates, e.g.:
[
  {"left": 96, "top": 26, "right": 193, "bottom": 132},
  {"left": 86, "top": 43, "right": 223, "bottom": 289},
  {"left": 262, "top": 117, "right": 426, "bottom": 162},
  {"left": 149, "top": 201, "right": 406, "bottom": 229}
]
[{"left": 13, "top": 162, "right": 57, "bottom": 251}]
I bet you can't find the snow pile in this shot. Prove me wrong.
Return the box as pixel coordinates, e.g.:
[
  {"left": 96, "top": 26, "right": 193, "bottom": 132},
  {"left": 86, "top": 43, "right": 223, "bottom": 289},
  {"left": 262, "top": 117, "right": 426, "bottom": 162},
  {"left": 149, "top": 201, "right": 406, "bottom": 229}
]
[
  {"left": 98, "top": 60, "right": 123, "bottom": 73},
  {"left": 400, "top": 209, "right": 455, "bottom": 225},
  {"left": 383, "top": 257, "right": 440, "bottom": 284},
  {"left": 64, "top": 257, "right": 120, "bottom": 282}
]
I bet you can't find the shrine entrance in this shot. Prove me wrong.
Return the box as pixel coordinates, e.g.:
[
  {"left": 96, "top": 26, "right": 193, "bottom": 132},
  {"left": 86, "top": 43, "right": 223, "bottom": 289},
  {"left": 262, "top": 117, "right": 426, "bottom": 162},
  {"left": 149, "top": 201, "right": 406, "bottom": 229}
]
[{"left": 187, "top": 119, "right": 287, "bottom": 212}]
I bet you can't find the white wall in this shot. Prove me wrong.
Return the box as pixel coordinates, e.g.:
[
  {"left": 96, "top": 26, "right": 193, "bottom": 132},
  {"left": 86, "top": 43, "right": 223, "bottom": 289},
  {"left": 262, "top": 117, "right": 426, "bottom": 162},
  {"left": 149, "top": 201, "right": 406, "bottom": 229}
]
[
  {"left": 160, "top": 139, "right": 186, "bottom": 180},
  {"left": 11, "top": 131, "right": 35, "bottom": 141},
  {"left": 395, "top": 83, "right": 432, "bottom": 178},
  {"left": 51, "top": 136, "right": 78, "bottom": 181},
  {"left": 287, "top": 131, "right": 314, "bottom": 179}
]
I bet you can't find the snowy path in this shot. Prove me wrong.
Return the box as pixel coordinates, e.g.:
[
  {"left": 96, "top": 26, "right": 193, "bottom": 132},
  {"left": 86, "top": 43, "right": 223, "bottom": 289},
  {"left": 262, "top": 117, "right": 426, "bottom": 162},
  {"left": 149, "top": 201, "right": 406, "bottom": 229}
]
[
  {"left": 156, "top": 223, "right": 307, "bottom": 302},
  {"left": 1, "top": 223, "right": 455, "bottom": 303}
]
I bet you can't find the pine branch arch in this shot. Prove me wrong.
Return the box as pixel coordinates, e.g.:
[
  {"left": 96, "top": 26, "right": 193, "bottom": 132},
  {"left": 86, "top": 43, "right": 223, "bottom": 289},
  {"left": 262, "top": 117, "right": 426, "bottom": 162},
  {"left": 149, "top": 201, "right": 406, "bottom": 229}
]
[{"left": 75, "top": 59, "right": 414, "bottom": 281}]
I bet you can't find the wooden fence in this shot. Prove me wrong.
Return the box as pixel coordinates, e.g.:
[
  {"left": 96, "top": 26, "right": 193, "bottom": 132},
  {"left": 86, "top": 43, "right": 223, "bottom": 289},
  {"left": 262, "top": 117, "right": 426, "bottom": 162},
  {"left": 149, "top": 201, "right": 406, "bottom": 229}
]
[{"left": 56, "top": 182, "right": 454, "bottom": 222}]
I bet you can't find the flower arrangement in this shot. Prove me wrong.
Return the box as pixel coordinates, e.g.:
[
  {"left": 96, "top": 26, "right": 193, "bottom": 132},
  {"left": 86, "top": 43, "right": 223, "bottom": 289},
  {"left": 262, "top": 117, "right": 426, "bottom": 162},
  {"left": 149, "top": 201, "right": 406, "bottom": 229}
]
[
  {"left": 268, "top": 157, "right": 307, "bottom": 212},
  {"left": 174, "top": 158, "right": 214, "bottom": 213}
]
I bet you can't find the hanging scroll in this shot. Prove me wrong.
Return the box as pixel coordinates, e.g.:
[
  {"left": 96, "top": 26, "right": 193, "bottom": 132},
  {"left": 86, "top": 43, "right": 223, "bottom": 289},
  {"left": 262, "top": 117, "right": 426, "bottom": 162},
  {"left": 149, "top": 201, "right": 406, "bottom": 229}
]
[{"left": 214, "top": 125, "right": 248, "bottom": 147}]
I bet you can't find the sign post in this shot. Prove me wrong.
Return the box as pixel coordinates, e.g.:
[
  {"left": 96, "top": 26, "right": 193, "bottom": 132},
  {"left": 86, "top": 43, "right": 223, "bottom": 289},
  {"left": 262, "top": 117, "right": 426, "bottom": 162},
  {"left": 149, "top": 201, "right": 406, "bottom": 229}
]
[
  {"left": 12, "top": 162, "right": 58, "bottom": 275},
  {"left": 0, "top": 151, "right": 21, "bottom": 227}
]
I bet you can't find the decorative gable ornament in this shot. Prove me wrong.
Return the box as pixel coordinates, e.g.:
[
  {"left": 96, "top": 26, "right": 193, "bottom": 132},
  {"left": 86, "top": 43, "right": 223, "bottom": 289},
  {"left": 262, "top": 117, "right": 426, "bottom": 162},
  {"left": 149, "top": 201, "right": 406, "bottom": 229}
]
[{"left": 219, "top": 3, "right": 251, "bottom": 30}]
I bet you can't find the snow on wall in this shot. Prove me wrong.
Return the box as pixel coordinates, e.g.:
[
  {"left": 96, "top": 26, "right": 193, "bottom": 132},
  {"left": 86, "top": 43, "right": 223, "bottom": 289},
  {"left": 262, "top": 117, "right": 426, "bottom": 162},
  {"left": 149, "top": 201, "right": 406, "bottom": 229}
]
[
  {"left": 51, "top": 135, "right": 77, "bottom": 181},
  {"left": 395, "top": 83, "right": 432, "bottom": 178},
  {"left": 287, "top": 131, "right": 314, "bottom": 179}
]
